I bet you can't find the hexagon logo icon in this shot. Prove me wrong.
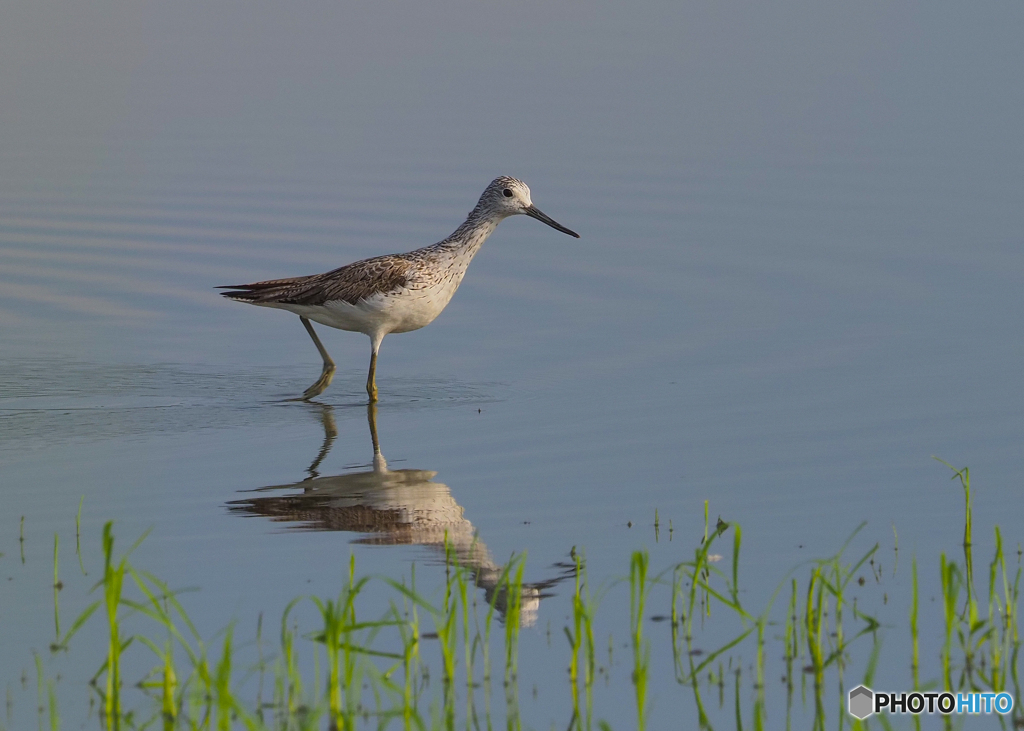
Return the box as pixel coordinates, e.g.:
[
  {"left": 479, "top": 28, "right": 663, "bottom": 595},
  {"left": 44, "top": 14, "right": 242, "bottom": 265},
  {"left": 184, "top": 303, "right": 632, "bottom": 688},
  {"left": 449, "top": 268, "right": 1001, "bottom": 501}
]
[{"left": 848, "top": 685, "right": 874, "bottom": 719}]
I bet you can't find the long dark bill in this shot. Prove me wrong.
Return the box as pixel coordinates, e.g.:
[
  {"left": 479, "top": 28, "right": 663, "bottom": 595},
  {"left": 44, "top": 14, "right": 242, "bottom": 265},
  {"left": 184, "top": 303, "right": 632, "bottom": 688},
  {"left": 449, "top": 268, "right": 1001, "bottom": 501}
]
[{"left": 525, "top": 205, "right": 580, "bottom": 238}]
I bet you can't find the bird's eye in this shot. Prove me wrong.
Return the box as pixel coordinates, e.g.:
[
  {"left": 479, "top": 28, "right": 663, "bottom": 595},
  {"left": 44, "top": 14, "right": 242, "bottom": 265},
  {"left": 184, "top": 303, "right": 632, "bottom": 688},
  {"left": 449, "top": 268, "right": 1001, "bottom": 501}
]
[{"left": 502, "top": 189, "right": 513, "bottom": 198}]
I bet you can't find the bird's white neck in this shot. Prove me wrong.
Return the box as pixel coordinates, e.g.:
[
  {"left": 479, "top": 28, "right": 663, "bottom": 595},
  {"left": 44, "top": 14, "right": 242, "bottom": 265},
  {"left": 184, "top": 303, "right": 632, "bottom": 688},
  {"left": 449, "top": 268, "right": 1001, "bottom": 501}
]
[{"left": 438, "top": 207, "right": 504, "bottom": 259}]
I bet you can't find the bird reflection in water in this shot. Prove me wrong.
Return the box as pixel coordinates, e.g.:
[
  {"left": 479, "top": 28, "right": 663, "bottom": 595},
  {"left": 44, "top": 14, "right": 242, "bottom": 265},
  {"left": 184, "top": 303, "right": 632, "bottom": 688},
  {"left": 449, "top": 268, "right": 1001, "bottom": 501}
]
[{"left": 227, "top": 404, "right": 573, "bottom": 625}]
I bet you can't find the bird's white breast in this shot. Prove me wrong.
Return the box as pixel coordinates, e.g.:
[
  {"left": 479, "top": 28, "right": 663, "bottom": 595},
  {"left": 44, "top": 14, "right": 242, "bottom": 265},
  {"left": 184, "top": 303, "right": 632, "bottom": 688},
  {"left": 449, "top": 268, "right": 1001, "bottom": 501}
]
[{"left": 273, "top": 255, "right": 472, "bottom": 337}]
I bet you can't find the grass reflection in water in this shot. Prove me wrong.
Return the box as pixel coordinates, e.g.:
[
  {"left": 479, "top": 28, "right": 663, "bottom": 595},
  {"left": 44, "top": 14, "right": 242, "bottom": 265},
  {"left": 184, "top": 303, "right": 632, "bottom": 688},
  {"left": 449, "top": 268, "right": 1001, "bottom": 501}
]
[{"left": 18, "top": 459, "right": 1024, "bottom": 730}]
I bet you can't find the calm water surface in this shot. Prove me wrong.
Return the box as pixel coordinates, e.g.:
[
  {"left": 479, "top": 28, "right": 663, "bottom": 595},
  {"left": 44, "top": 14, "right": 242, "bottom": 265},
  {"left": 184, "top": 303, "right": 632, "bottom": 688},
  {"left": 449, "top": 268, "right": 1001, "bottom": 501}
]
[{"left": 2, "top": 0, "right": 1023, "bottom": 727}]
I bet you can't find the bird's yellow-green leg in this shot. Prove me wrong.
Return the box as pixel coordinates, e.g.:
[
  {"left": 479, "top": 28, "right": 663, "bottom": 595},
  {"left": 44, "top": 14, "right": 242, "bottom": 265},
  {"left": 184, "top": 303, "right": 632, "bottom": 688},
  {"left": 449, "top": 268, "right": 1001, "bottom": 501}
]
[
  {"left": 299, "top": 316, "right": 335, "bottom": 401},
  {"left": 366, "top": 349, "right": 379, "bottom": 403}
]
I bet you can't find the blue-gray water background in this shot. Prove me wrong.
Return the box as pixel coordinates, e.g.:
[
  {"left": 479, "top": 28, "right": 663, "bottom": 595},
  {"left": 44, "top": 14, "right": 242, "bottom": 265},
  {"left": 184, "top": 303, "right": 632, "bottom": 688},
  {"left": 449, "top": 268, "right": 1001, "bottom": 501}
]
[{"left": 2, "top": 0, "right": 1023, "bottom": 727}]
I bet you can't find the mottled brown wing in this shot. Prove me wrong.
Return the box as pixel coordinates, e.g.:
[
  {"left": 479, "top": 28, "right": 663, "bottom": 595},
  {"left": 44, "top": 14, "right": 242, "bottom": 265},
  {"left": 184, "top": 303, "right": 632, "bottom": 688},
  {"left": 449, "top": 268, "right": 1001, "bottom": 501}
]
[{"left": 218, "top": 255, "right": 414, "bottom": 306}]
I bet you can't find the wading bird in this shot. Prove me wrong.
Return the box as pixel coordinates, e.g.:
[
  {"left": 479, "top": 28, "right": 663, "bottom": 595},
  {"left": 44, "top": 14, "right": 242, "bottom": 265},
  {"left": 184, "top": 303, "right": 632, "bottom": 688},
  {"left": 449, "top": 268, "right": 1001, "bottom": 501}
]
[{"left": 219, "top": 177, "right": 579, "bottom": 401}]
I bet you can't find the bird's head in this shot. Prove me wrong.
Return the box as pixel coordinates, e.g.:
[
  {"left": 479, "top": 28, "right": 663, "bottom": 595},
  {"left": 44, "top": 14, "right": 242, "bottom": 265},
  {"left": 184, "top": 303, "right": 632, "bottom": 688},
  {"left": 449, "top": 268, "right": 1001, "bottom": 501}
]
[{"left": 476, "top": 176, "right": 579, "bottom": 238}]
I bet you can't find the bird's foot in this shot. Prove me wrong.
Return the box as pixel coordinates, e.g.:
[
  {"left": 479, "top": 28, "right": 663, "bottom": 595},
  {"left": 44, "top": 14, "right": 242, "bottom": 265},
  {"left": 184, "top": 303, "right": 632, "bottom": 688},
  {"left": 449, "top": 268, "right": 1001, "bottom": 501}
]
[
  {"left": 300, "top": 364, "right": 336, "bottom": 401},
  {"left": 366, "top": 380, "right": 378, "bottom": 403}
]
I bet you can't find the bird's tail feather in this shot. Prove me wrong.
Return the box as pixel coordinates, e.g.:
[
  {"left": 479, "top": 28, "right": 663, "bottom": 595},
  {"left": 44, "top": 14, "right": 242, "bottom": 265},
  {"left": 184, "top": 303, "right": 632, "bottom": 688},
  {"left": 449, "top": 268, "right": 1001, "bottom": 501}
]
[{"left": 216, "top": 276, "right": 309, "bottom": 303}]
